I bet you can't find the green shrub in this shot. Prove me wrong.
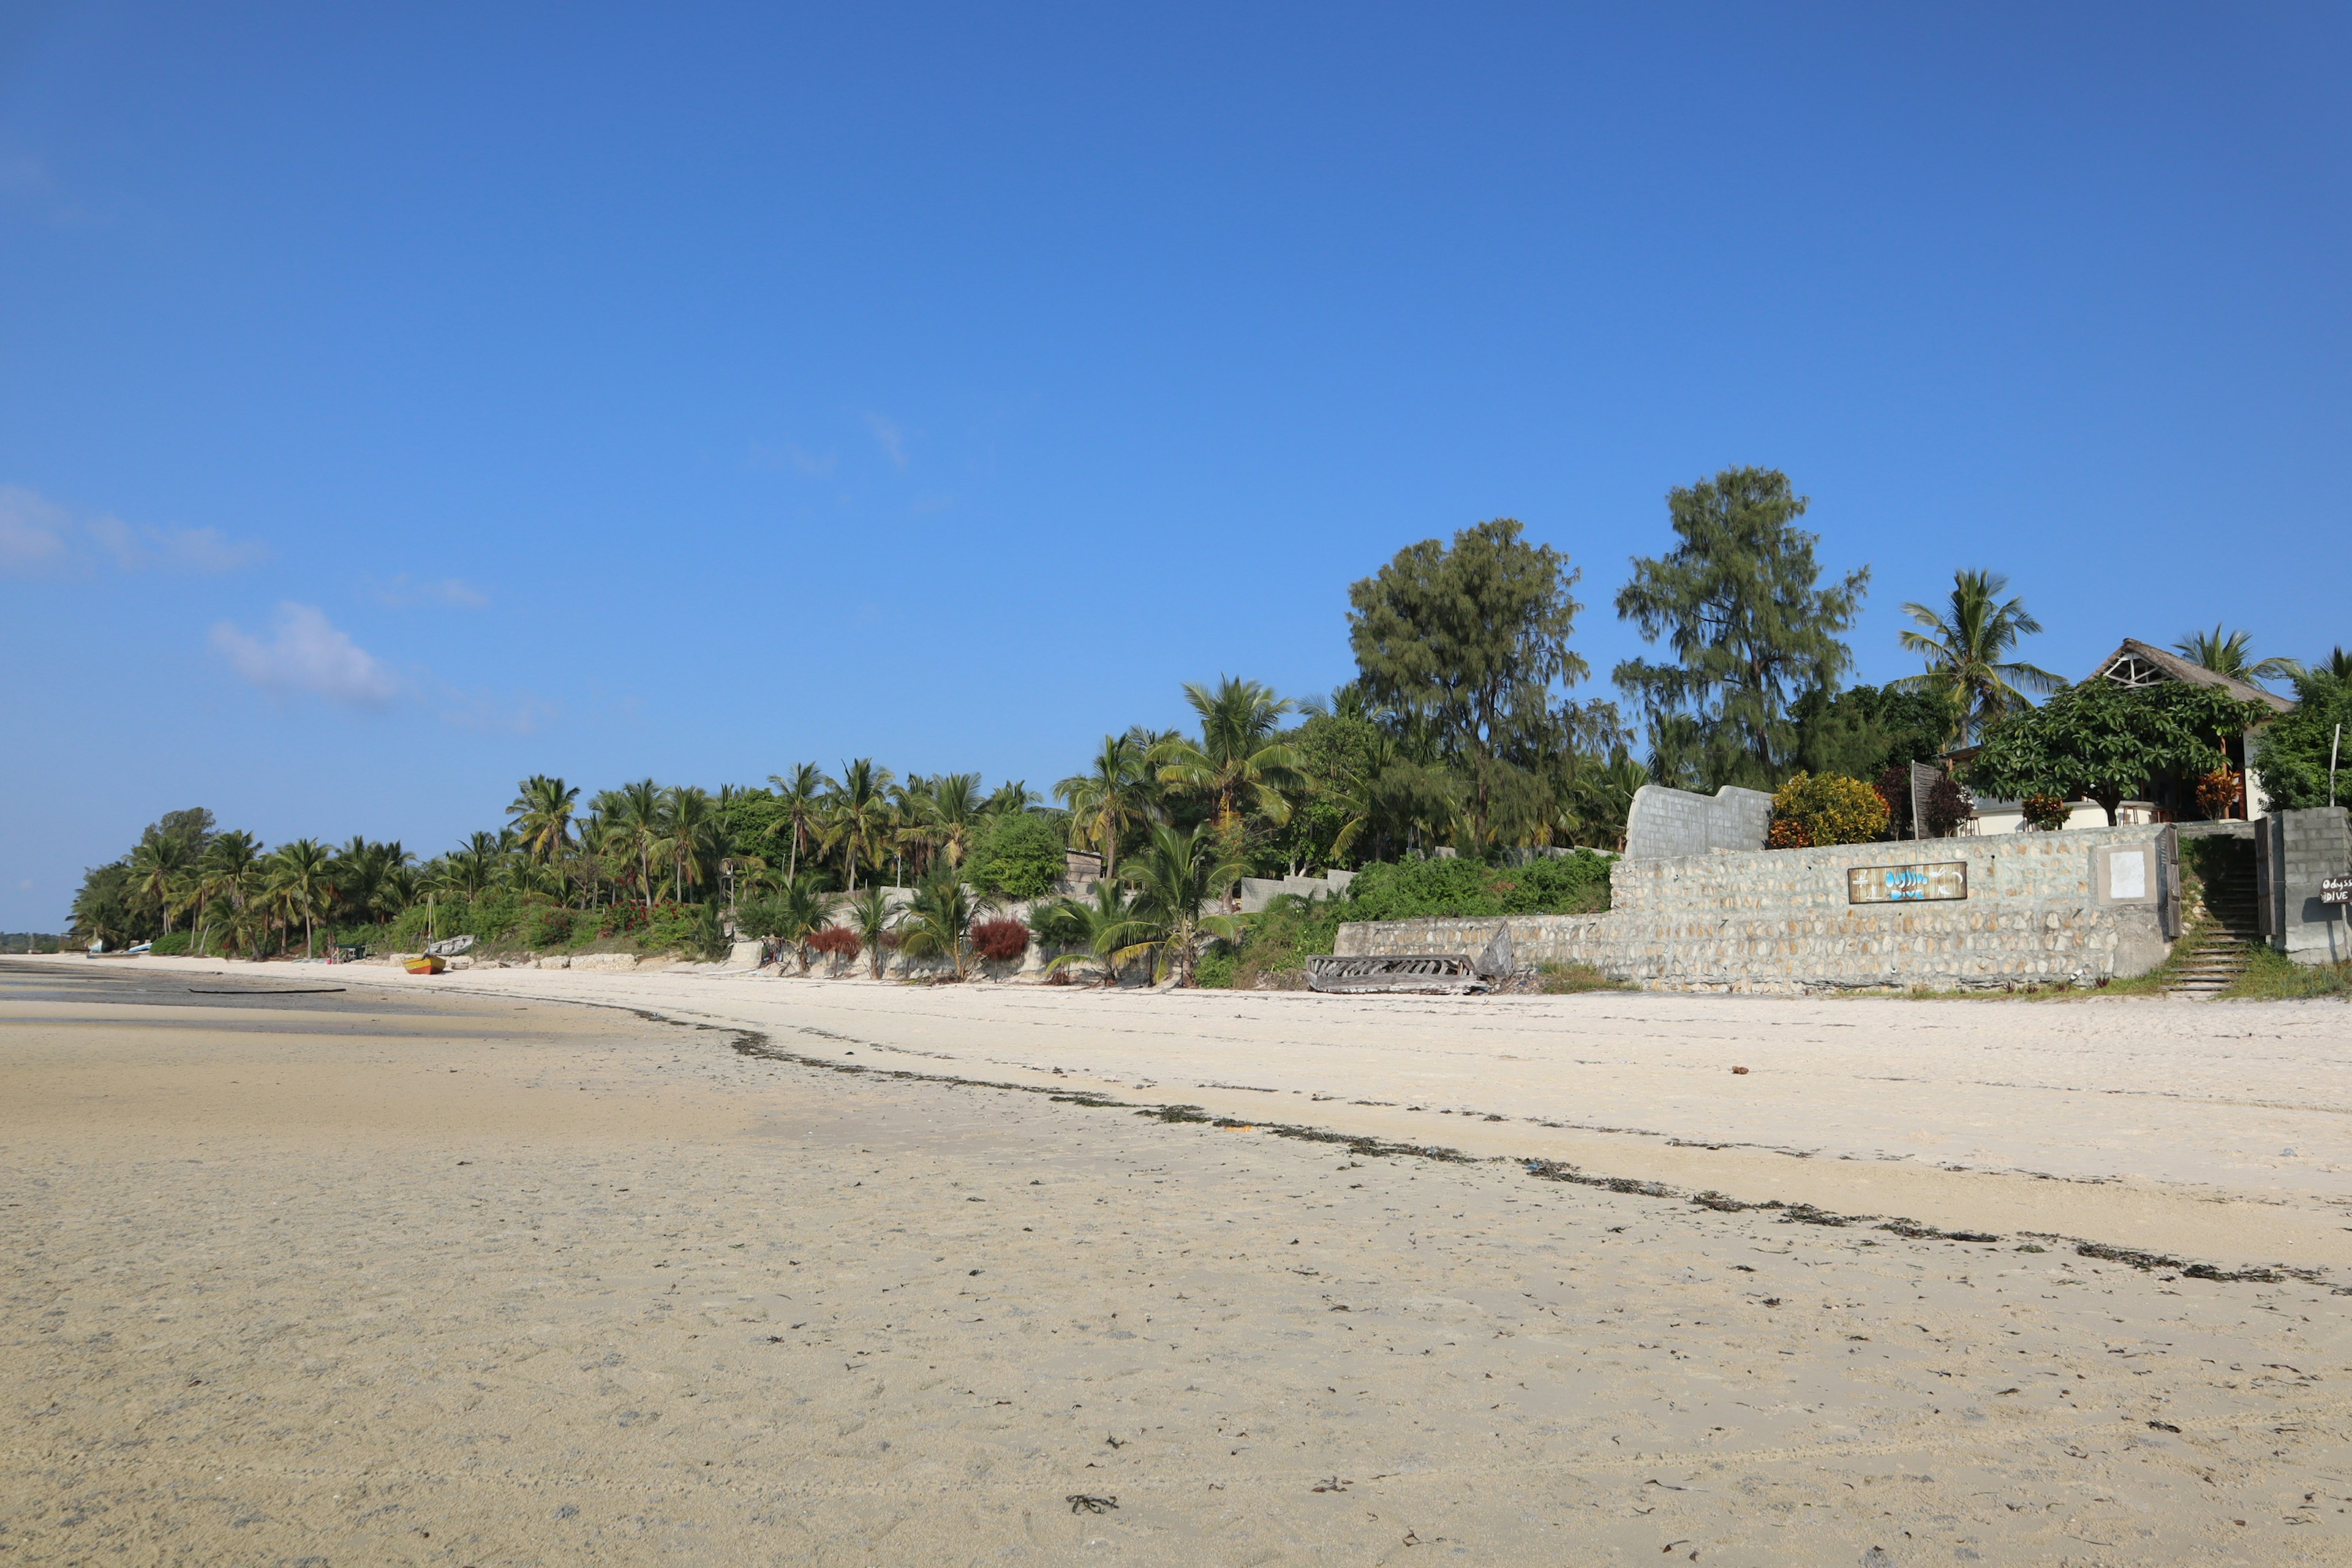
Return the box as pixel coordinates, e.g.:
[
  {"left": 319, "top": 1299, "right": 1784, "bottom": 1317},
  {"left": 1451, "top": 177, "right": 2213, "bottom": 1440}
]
[
  {"left": 149, "top": 931, "right": 190, "bottom": 956},
  {"left": 1340, "top": 851, "right": 1613, "bottom": 921},
  {"left": 521, "top": 905, "right": 575, "bottom": 948},
  {"left": 965, "top": 812, "right": 1066, "bottom": 900}
]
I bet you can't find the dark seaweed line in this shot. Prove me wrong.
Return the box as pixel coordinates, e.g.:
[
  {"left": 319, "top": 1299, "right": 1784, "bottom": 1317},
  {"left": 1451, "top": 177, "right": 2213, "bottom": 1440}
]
[{"left": 410, "top": 982, "right": 2340, "bottom": 1294}]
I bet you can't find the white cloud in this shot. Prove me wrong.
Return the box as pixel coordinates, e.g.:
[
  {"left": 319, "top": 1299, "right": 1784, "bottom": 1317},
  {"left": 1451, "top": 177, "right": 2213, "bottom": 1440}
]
[
  {"left": 375, "top": 573, "right": 489, "bottom": 609},
  {"left": 88, "top": 513, "right": 271, "bottom": 573},
  {"left": 0, "top": 483, "right": 267, "bottom": 575},
  {"left": 865, "top": 412, "right": 910, "bottom": 469},
  {"left": 0, "top": 484, "right": 72, "bottom": 570},
  {"left": 210, "top": 603, "right": 401, "bottom": 710}
]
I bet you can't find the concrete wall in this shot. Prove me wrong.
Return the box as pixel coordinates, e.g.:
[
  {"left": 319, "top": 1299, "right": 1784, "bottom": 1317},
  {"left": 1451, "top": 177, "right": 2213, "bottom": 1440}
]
[
  {"left": 1623, "top": 783, "right": 1773, "bottom": 859},
  {"left": 1238, "top": 868, "right": 1356, "bottom": 914},
  {"left": 2262, "top": 807, "right": 2350, "bottom": 965},
  {"left": 1335, "top": 825, "right": 2175, "bottom": 993}
]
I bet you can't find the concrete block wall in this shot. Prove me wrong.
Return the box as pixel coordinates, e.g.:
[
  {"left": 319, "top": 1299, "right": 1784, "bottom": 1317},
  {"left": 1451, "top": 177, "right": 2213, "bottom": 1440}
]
[
  {"left": 1237, "top": 868, "right": 1357, "bottom": 914},
  {"left": 1335, "top": 826, "right": 2174, "bottom": 994},
  {"left": 1622, "top": 783, "right": 1774, "bottom": 859},
  {"left": 2265, "top": 807, "right": 2350, "bottom": 965}
]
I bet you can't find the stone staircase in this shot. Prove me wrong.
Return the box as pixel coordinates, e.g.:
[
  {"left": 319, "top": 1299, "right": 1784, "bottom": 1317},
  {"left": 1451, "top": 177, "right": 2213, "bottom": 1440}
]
[{"left": 2166, "top": 856, "right": 2262, "bottom": 997}]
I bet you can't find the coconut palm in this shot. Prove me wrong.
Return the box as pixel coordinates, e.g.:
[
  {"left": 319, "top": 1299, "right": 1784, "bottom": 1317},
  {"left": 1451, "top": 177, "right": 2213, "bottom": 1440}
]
[
  {"left": 895, "top": 869, "right": 986, "bottom": 980},
  {"left": 191, "top": 829, "right": 261, "bottom": 956},
  {"left": 821, "top": 759, "right": 895, "bottom": 893},
  {"left": 1055, "top": 734, "right": 1153, "bottom": 875},
  {"left": 927, "top": 772, "right": 987, "bottom": 869},
  {"left": 600, "top": 780, "right": 666, "bottom": 909},
  {"left": 759, "top": 876, "right": 832, "bottom": 974},
  {"left": 1102, "top": 823, "right": 1244, "bottom": 987},
  {"left": 2175, "top": 625, "right": 2302, "bottom": 689},
  {"left": 509, "top": 775, "right": 579, "bottom": 863},
  {"left": 844, "top": 884, "right": 899, "bottom": 980},
  {"left": 265, "top": 839, "right": 335, "bottom": 959},
  {"left": 658, "top": 786, "right": 724, "bottom": 903},
  {"left": 439, "top": 831, "right": 503, "bottom": 897},
  {"left": 1030, "top": 878, "right": 1142, "bottom": 986},
  {"left": 127, "top": 831, "right": 196, "bottom": 937},
  {"left": 1894, "top": 570, "right": 2060, "bottom": 746},
  {"left": 1148, "top": 677, "right": 1302, "bottom": 830},
  {"left": 766, "top": 763, "right": 826, "bottom": 883}
]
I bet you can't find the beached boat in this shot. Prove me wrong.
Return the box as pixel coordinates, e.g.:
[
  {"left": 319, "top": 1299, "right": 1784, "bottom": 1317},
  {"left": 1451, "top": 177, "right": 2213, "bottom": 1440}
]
[{"left": 404, "top": 955, "right": 446, "bottom": 976}]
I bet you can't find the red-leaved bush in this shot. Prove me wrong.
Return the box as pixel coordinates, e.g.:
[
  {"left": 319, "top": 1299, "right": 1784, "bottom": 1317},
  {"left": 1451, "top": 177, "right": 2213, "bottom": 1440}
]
[
  {"left": 807, "top": 926, "right": 861, "bottom": 959},
  {"left": 970, "top": 919, "right": 1030, "bottom": 963}
]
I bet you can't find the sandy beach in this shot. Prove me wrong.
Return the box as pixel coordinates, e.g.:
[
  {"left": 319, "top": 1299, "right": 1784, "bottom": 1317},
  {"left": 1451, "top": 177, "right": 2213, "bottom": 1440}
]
[{"left": 4, "top": 957, "right": 2349, "bottom": 1564}]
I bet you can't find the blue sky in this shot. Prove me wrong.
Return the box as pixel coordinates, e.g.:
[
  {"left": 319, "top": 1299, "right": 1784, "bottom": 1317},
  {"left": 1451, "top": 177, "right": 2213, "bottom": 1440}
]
[{"left": 2, "top": 4, "right": 2346, "bottom": 927}]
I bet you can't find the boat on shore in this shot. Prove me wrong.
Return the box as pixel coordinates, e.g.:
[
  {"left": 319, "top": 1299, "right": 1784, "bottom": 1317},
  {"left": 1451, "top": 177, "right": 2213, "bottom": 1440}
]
[{"left": 404, "top": 955, "right": 447, "bottom": 976}]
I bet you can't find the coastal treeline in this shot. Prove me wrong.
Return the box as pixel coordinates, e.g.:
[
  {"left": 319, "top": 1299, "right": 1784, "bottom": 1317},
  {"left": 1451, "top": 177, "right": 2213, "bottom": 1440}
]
[{"left": 66, "top": 466, "right": 2345, "bottom": 981}]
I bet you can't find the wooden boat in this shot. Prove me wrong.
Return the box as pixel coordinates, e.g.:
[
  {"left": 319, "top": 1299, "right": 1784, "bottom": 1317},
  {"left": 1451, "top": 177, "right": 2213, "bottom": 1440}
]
[{"left": 404, "top": 954, "right": 447, "bottom": 976}]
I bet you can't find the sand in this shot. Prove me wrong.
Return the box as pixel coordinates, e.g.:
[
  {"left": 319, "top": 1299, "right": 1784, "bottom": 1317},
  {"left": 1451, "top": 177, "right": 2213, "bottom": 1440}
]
[{"left": 3, "top": 957, "right": 2350, "bottom": 1564}]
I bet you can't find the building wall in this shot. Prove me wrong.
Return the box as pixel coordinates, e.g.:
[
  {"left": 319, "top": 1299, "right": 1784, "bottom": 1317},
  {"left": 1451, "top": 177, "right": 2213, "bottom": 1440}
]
[
  {"left": 2263, "top": 807, "right": 2350, "bottom": 965},
  {"left": 1334, "top": 825, "right": 2174, "bottom": 993}
]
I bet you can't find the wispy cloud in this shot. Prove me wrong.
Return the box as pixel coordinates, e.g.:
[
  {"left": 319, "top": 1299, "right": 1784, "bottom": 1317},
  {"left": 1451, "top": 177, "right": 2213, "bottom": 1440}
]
[
  {"left": 89, "top": 513, "right": 271, "bottom": 573},
  {"left": 0, "top": 484, "right": 72, "bottom": 570},
  {"left": 210, "top": 603, "right": 401, "bottom": 710},
  {"left": 865, "top": 412, "right": 910, "bottom": 470},
  {"left": 375, "top": 573, "right": 490, "bottom": 609},
  {"left": 439, "top": 687, "right": 558, "bottom": 736},
  {"left": 0, "top": 483, "right": 268, "bottom": 575}
]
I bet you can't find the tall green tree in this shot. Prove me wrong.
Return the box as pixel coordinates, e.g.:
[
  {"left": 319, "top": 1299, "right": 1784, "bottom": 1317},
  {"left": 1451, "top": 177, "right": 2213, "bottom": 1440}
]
[
  {"left": 1349, "top": 519, "right": 1586, "bottom": 843},
  {"left": 1968, "top": 681, "right": 2275, "bottom": 824},
  {"left": 1613, "top": 467, "right": 1869, "bottom": 789},
  {"left": 2174, "top": 626, "right": 2301, "bottom": 688},
  {"left": 509, "top": 775, "right": 579, "bottom": 863},
  {"left": 1894, "top": 570, "right": 2058, "bottom": 745},
  {"left": 2254, "top": 663, "right": 2352, "bottom": 811},
  {"left": 127, "top": 831, "right": 195, "bottom": 937},
  {"left": 842, "top": 885, "right": 899, "bottom": 981},
  {"left": 1147, "top": 677, "right": 1300, "bottom": 832},
  {"left": 602, "top": 780, "right": 667, "bottom": 909},
  {"left": 1055, "top": 734, "right": 1153, "bottom": 875},
  {"left": 895, "top": 869, "right": 984, "bottom": 979},
  {"left": 766, "top": 763, "right": 826, "bottom": 883},
  {"left": 265, "top": 839, "right": 335, "bottom": 958},
  {"left": 822, "top": 759, "right": 895, "bottom": 892}
]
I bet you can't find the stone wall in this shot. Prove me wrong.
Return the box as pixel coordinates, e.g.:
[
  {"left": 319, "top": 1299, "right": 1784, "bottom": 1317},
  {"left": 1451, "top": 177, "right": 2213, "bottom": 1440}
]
[
  {"left": 1622, "top": 783, "right": 1773, "bottom": 859},
  {"left": 2261, "top": 807, "right": 2350, "bottom": 965},
  {"left": 1335, "top": 825, "right": 2176, "bottom": 993}
]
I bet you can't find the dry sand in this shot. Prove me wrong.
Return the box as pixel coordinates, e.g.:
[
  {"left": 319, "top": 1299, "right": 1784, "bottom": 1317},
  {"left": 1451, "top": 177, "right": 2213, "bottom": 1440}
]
[{"left": 4, "top": 956, "right": 2350, "bottom": 1564}]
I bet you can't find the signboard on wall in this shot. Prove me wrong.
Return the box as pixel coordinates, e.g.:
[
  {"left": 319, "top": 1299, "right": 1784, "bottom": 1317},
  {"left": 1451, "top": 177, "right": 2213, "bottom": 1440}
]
[
  {"left": 1848, "top": 862, "right": 1968, "bottom": 904},
  {"left": 2323, "top": 875, "right": 2352, "bottom": 907}
]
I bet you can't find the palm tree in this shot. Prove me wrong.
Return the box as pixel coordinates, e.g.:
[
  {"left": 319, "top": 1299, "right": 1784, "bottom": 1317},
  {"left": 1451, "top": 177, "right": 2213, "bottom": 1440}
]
[
  {"left": 928, "top": 772, "right": 987, "bottom": 869},
  {"left": 895, "top": 869, "right": 985, "bottom": 980},
  {"left": 265, "top": 839, "right": 334, "bottom": 959},
  {"left": 127, "top": 831, "right": 196, "bottom": 937},
  {"left": 658, "top": 786, "right": 723, "bottom": 903},
  {"left": 192, "top": 829, "right": 261, "bottom": 956},
  {"left": 1148, "top": 677, "right": 1301, "bottom": 831},
  {"left": 2175, "top": 625, "right": 2302, "bottom": 689},
  {"left": 509, "top": 775, "right": 579, "bottom": 863},
  {"left": 1103, "top": 823, "right": 1244, "bottom": 987},
  {"left": 1055, "top": 734, "right": 1153, "bottom": 875},
  {"left": 821, "top": 759, "right": 895, "bottom": 893},
  {"left": 439, "top": 831, "right": 502, "bottom": 897},
  {"left": 761, "top": 876, "right": 832, "bottom": 974},
  {"left": 1894, "top": 570, "right": 2060, "bottom": 746},
  {"left": 1030, "top": 878, "right": 1141, "bottom": 986},
  {"left": 844, "top": 885, "right": 899, "bottom": 981},
  {"left": 766, "top": 763, "right": 826, "bottom": 883},
  {"left": 601, "top": 780, "right": 666, "bottom": 908}
]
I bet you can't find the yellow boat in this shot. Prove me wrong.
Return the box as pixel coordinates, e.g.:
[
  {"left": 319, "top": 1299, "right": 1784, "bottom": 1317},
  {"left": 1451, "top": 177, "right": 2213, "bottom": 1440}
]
[{"left": 404, "top": 955, "right": 446, "bottom": 976}]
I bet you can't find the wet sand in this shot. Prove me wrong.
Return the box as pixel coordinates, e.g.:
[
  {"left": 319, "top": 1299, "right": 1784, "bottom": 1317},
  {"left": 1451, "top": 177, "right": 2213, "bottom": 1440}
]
[{"left": 3, "top": 959, "right": 2350, "bottom": 1564}]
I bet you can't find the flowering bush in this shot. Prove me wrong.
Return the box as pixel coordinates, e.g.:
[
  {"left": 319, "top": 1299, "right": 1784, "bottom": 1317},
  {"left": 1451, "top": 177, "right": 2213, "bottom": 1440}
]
[
  {"left": 970, "top": 918, "right": 1031, "bottom": 963},
  {"left": 1770, "top": 771, "right": 1888, "bottom": 848}
]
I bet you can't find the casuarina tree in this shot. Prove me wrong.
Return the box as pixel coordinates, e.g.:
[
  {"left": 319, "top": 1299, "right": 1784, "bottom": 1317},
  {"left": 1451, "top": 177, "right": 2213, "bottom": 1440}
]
[{"left": 1613, "top": 468, "right": 1868, "bottom": 790}]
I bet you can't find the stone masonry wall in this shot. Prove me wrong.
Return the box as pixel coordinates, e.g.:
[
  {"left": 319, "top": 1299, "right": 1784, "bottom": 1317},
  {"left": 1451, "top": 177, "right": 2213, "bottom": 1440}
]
[{"left": 1335, "top": 825, "right": 2174, "bottom": 994}]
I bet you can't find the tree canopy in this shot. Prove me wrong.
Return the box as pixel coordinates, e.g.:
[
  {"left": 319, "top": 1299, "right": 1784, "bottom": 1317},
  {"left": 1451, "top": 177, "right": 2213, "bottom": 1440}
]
[
  {"left": 1966, "top": 680, "right": 2275, "bottom": 824},
  {"left": 1613, "top": 467, "right": 1869, "bottom": 790}
]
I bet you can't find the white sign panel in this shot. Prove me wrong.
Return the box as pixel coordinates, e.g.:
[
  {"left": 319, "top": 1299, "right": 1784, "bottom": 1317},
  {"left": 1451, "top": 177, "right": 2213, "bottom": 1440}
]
[{"left": 2110, "top": 848, "right": 2146, "bottom": 900}]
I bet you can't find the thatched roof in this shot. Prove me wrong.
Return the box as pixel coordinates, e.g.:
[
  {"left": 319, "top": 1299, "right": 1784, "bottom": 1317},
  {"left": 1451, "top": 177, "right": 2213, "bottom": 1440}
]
[{"left": 2089, "top": 638, "right": 2293, "bottom": 715}]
